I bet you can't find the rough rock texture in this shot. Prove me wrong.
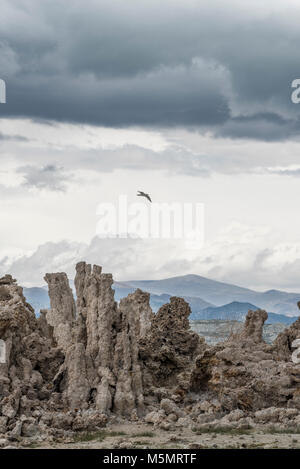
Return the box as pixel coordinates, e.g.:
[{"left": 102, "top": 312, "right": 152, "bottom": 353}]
[
  {"left": 44, "top": 263, "right": 155, "bottom": 419},
  {"left": 44, "top": 273, "right": 76, "bottom": 352},
  {"left": 273, "top": 304, "right": 300, "bottom": 361},
  {"left": 114, "top": 289, "right": 152, "bottom": 417},
  {"left": 0, "top": 264, "right": 300, "bottom": 443},
  {"left": 139, "top": 297, "right": 204, "bottom": 397},
  {"left": 191, "top": 308, "right": 300, "bottom": 412},
  {"left": 0, "top": 274, "right": 64, "bottom": 437},
  {"left": 238, "top": 309, "right": 268, "bottom": 343}
]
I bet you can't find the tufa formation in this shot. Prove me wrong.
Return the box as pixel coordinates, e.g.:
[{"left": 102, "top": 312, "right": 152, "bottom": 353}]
[{"left": 0, "top": 262, "right": 299, "bottom": 442}]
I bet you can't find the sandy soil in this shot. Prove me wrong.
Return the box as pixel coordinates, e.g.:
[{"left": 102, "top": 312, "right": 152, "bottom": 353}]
[{"left": 20, "top": 422, "right": 300, "bottom": 450}]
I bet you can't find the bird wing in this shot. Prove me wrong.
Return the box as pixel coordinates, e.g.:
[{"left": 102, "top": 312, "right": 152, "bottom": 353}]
[{"left": 136, "top": 191, "right": 151, "bottom": 201}]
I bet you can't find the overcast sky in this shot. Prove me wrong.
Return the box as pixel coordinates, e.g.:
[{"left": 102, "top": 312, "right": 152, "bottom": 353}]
[{"left": 1, "top": 0, "right": 300, "bottom": 290}]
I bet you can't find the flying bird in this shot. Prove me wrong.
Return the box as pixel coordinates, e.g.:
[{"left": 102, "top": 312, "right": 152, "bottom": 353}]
[{"left": 137, "top": 190, "right": 152, "bottom": 202}]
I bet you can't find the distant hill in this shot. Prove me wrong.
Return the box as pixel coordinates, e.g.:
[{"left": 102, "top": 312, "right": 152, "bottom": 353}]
[
  {"left": 119, "top": 274, "right": 300, "bottom": 316},
  {"left": 23, "top": 273, "right": 300, "bottom": 325},
  {"left": 112, "top": 283, "right": 213, "bottom": 314},
  {"left": 148, "top": 293, "right": 212, "bottom": 314},
  {"left": 196, "top": 301, "right": 298, "bottom": 324}
]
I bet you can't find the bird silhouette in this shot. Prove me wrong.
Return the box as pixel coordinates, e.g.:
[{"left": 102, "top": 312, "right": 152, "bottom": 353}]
[{"left": 137, "top": 191, "right": 152, "bottom": 202}]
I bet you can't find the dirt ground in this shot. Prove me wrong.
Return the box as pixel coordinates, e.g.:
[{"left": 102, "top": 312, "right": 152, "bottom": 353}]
[{"left": 20, "top": 422, "right": 300, "bottom": 450}]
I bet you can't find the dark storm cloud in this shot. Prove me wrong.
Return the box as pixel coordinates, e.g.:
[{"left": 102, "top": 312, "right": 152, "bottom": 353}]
[
  {"left": 1, "top": 0, "right": 300, "bottom": 138},
  {"left": 4, "top": 60, "right": 230, "bottom": 127},
  {"left": 215, "top": 113, "right": 300, "bottom": 141}
]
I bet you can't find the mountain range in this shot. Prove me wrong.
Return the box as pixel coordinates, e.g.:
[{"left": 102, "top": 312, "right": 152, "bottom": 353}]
[
  {"left": 115, "top": 275, "right": 300, "bottom": 317},
  {"left": 23, "top": 274, "right": 300, "bottom": 325},
  {"left": 196, "top": 301, "right": 297, "bottom": 324}
]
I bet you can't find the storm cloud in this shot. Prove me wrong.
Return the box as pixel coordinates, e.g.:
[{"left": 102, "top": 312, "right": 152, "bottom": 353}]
[
  {"left": 1, "top": 0, "right": 300, "bottom": 139},
  {"left": 2, "top": 1, "right": 300, "bottom": 292}
]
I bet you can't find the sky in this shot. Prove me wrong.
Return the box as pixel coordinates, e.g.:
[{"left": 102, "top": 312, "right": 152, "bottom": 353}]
[{"left": 1, "top": 0, "right": 300, "bottom": 289}]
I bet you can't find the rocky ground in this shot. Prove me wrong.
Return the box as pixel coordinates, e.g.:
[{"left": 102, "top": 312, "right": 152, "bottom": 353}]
[
  {"left": 0, "top": 263, "right": 300, "bottom": 450},
  {"left": 1, "top": 421, "right": 300, "bottom": 449}
]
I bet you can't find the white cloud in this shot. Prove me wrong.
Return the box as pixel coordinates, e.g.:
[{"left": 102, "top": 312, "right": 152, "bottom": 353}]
[
  {"left": 1, "top": 222, "right": 300, "bottom": 293},
  {"left": 0, "top": 119, "right": 300, "bottom": 291},
  {"left": 0, "top": 119, "right": 170, "bottom": 152}
]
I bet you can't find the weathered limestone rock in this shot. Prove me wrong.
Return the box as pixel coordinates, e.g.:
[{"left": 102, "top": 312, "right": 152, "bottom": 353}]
[
  {"left": 72, "top": 263, "right": 119, "bottom": 413},
  {"left": 54, "top": 343, "right": 90, "bottom": 410},
  {"left": 237, "top": 309, "right": 268, "bottom": 344},
  {"left": 1, "top": 265, "right": 299, "bottom": 441},
  {"left": 0, "top": 275, "right": 16, "bottom": 286},
  {"left": 50, "top": 263, "right": 154, "bottom": 417},
  {"left": 191, "top": 309, "right": 300, "bottom": 412},
  {"left": 44, "top": 273, "right": 76, "bottom": 352},
  {"left": 160, "top": 398, "right": 184, "bottom": 418},
  {"left": 139, "top": 297, "right": 204, "bottom": 389},
  {"left": 0, "top": 274, "right": 64, "bottom": 431},
  {"left": 273, "top": 301, "right": 300, "bottom": 361},
  {"left": 113, "top": 289, "right": 152, "bottom": 417}
]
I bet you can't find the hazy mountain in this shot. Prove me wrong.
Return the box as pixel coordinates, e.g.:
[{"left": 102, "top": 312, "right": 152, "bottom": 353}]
[
  {"left": 149, "top": 293, "right": 212, "bottom": 314},
  {"left": 23, "top": 273, "right": 300, "bottom": 323},
  {"left": 112, "top": 283, "right": 213, "bottom": 314},
  {"left": 120, "top": 275, "right": 300, "bottom": 316},
  {"left": 195, "top": 301, "right": 298, "bottom": 324},
  {"left": 120, "top": 274, "right": 255, "bottom": 302}
]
